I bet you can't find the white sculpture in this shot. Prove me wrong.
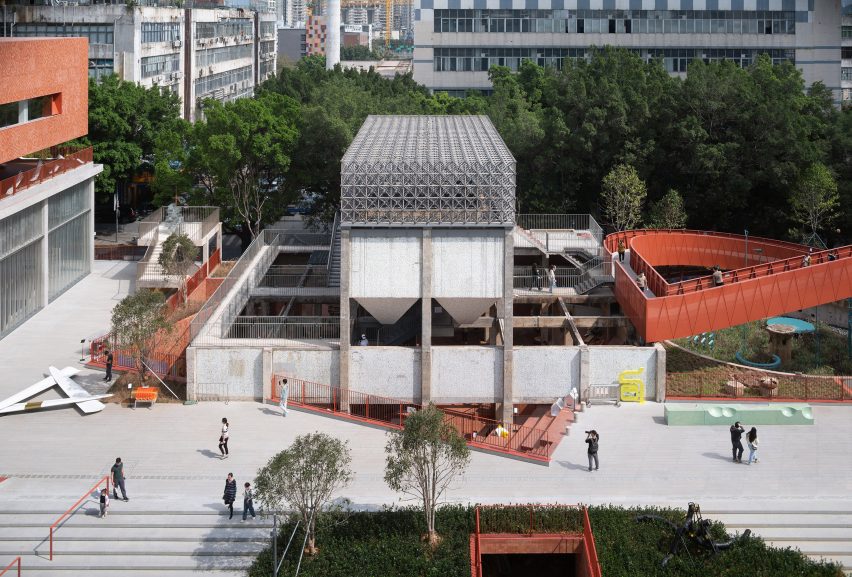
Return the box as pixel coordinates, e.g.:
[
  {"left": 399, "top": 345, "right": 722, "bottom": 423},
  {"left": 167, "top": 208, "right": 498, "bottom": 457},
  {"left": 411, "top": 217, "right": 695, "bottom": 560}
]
[{"left": 0, "top": 367, "right": 112, "bottom": 415}]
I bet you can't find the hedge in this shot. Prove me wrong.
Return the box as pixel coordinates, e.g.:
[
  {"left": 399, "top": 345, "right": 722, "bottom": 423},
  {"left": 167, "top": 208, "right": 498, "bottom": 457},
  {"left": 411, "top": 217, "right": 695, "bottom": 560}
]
[{"left": 247, "top": 505, "right": 842, "bottom": 577}]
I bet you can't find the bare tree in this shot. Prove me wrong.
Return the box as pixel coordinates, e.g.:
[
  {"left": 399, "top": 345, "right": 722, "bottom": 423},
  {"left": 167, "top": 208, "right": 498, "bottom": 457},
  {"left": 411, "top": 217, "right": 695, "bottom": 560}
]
[
  {"left": 254, "top": 432, "right": 352, "bottom": 555},
  {"left": 384, "top": 404, "right": 470, "bottom": 546},
  {"left": 157, "top": 232, "right": 197, "bottom": 303}
]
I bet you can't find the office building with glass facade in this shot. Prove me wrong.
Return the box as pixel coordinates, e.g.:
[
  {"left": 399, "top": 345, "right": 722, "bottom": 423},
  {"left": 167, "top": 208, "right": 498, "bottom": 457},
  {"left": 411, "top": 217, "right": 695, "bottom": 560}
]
[
  {"left": 0, "top": 38, "right": 102, "bottom": 340},
  {"left": 413, "top": 0, "right": 844, "bottom": 103}
]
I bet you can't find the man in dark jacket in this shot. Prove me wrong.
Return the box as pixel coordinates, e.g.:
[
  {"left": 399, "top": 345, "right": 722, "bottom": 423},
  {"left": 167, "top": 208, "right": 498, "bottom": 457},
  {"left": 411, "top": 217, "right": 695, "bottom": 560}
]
[
  {"left": 223, "top": 473, "right": 237, "bottom": 520},
  {"left": 111, "top": 457, "right": 128, "bottom": 501},
  {"left": 730, "top": 421, "right": 745, "bottom": 463},
  {"left": 585, "top": 430, "right": 599, "bottom": 471}
]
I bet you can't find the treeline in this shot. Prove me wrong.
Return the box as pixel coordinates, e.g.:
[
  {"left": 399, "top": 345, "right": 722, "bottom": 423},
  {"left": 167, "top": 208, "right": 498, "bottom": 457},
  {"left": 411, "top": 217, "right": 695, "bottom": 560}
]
[{"left": 85, "top": 50, "right": 851, "bottom": 245}]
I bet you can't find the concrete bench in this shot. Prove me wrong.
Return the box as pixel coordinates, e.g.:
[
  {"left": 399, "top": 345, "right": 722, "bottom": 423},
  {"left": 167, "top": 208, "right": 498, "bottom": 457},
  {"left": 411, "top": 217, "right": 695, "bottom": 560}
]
[{"left": 665, "top": 403, "right": 813, "bottom": 426}]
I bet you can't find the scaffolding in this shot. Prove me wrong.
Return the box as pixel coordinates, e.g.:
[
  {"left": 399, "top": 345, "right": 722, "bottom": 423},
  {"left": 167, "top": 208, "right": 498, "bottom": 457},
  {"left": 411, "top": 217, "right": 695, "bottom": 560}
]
[{"left": 340, "top": 115, "right": 516, "bottom": 227}]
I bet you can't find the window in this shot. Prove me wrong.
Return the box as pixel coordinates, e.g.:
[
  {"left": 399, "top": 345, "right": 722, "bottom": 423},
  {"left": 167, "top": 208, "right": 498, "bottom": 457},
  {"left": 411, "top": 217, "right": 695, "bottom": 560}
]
[
  {"left": 88, "top": 59, "right": 114, "bottom": 81},
  {"left": 0, "top": 94, "right": 59, "bottom": 130},
  {"left": 196, "top": 44, "right": 253, "bottom": 67},
  {"left": 141, "top": 22, "right": 181, "bottom": 44},
  {"left": 843, "top": 47, "right": 852, "bottom": 60},
  {"left": 195, "top": 65, "right": 253, "bottom": 97},
  {"left": 141, "top": 54, "right": 181, "bottom": 78},
  {"left": 195, "top": 19, "right": 253, "bottom": 39},
  {"left": 12, "top": 23, "right": 113, "bottom": 44},
  {"left": 842, "top": 68, "right": 852, "bottom": 82},
  {"left": 843, "top": 26, "right": 852, "bottom": 39}
]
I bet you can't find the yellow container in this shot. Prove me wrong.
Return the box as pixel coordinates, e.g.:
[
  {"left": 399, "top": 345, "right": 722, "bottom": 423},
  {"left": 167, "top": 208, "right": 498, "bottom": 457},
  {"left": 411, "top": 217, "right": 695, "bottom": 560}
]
[
  {"left": 618, "top": 368, "right": 645, "bottom": 403},
  {"left": 620, "top": 383, "right": 641, "bottom": 402}
]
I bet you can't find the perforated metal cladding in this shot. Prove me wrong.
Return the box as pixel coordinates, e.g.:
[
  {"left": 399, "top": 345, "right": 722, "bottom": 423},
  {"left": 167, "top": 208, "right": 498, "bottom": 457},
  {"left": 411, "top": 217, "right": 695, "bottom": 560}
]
[{"left": 341, "top": 115, "right": 516, "bottom": 227}]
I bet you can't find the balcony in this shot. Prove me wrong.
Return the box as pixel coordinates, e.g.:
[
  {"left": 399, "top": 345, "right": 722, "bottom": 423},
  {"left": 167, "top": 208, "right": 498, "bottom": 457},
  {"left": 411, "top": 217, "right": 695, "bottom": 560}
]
[{"left": 0, "top": 147, "right": 93, "bottom": 200}]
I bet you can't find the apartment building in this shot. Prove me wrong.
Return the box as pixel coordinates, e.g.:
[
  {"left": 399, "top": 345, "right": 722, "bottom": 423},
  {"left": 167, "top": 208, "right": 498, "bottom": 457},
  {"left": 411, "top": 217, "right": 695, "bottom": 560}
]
[
  {"left": 843, "top": 14, "right": 851, "bottom": 102},
  {"left": 413, "top": 0, "right": 844, "bottom": 103},
  {"left": 1, "top": 4, "right": 277, "bottom": 121}
]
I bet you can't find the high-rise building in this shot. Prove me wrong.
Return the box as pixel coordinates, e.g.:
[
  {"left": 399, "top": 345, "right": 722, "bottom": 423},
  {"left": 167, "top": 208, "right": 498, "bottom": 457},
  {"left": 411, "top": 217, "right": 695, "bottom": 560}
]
[
  {"left": 413, "top": 0, "right": 844, "bottom": 103},
  {"left": 0, "top": 38, "right": 102, "bottom": 340},
  {"left": 842, "top": 14, "right": 851, "bottom": 102},
  {"left": 1, "top": 4, "right": 277, "bottom": 122}
]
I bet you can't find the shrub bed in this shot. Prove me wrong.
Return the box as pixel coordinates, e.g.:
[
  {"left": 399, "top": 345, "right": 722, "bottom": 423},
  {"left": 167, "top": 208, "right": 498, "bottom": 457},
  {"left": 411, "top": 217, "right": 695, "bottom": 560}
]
[{"left": 247, "top": 505, "right": 842, "bottom": 577}]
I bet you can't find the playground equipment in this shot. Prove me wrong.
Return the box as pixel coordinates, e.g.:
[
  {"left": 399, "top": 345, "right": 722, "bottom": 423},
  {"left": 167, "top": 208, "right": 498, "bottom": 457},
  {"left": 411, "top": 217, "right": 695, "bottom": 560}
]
[{"left": 618, "top": 368, "right": 645, "bottom": 403}]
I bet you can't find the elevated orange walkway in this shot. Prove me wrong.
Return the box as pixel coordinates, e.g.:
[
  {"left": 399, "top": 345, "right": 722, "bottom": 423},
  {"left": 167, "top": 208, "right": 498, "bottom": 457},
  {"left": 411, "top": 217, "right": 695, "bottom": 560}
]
[{"left": 605, "top": 230, "right": 852, "bottom": 343}]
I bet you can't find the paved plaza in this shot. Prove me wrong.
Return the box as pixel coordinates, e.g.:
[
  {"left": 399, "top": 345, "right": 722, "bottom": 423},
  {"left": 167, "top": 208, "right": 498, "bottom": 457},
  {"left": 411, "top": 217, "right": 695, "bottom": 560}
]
[{"left": 0, "top": 264, "right": 850, "bottom": 574}]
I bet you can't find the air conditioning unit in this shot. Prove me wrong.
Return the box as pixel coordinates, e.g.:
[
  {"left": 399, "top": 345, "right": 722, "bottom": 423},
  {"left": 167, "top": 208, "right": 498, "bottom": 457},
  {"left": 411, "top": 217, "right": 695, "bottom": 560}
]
[
  {"left": 172, "top": 40, "right": 182, "bottom": 48},
  {"left": 172, "top": 71, "right": 183, "bottom": 79}
]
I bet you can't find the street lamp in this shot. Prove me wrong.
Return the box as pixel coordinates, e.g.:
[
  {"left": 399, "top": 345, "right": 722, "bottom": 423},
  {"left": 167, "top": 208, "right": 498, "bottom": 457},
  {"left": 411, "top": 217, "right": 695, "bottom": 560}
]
[{"left": 744, "top": 229, "right": 749, "bottom": 267}]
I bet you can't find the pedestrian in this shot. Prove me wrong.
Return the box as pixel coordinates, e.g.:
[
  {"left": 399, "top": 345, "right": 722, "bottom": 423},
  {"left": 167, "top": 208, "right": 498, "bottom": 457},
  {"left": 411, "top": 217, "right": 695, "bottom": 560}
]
[
  {"left": 99, "top": 488, "right": 110, "bottom": 518},
  {"left": 103, "top": 350, "right": 113, "bottom": 382},
  {"left": 712, "top": 267, "right": 724, "bottom": 287},
  {"left": 636, "top": 272, "right": 647, "bottom": 291},
  {"left": 223, "top": 473, "right": 237, "bottom": 520},
  {"left": 242, "top": 482, "right": 256, "bottom": 522},
  {"left": 530, "top": 263, "right": 541, "bottom": 291},
  {"left": 219, "top": 418, "right": 229, "bottom": 459},
  {"left": 359, "top": 334, "right": 369, "bottom": 346},
  {"left": 547, "top": 265, "right": 557, "bottom": 293},
  {"left": 617, "top": 239, "right": 626, "bottom": 262},
  {"left": 828, "top": 251, "right": 838, "bottom": 261},
  {"left": 279, "top": 378, "right": 289, "bottom": 417},
  {"left": 746, "top": 427, "right": 759, "bottom": 464},
  {"left": 802, "top": 248, "right": 812, "bottom": 267},
  {"left": 730, "top": 421, "right": 745, "bottom": 463},
  {"left": 111, "top": 457, "right": 128, "bottom": 501},
  {"left": 585, "top": 430, "right": 599, "bottom": 471}
]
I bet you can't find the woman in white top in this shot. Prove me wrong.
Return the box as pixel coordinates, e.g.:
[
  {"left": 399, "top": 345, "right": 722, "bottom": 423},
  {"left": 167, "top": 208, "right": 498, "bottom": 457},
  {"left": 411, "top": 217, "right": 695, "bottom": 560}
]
[
  {"left": 547, "top": 265, "right": 557, "bottom": 293},
  {"left": 746, "top": 427, "right": 759, "bottom": 464},
  {"left": 219, "top": 418, "right": 229, "bottom": 459}
]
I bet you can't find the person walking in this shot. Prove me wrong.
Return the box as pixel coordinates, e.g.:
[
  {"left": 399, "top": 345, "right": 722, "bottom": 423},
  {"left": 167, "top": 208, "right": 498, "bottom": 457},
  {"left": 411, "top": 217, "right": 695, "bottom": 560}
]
[
  {"left": 99, "top": 488, "right": 110, "bottom": 518},
  {"left": 585, "top": 430, "right": 599, "bottom": 471},
  {"left": 103, "top": 350, "right": 113, "bottom": 382},
  {"left": 746, "top": 427, "right": 760, "bottom": 464},
  {"left": 730, "top": 421, "right": 745, "bottom": 463},
  {"left": 802, "top": 249, "right": 812, "bottom": 268},
  {"left": 617, "top": 239, "right": 626, "bottom": 262},
  {"left": 547, "top": 265, "right": 557, "bottom": 293},
  {"left": 530, "top": 263, "right": 541, "bottom": 291},
  {"left": 712, "top": 267, "right": 724, "bottom": 287},
  {"left": 636, "top": 272, "right": 647, "bottom": 291},
  {"left": 111, "top": 457, "right": 128, "bottom": 501},
  {"left": 242, "top": 482, "right": 256, "bottom": 522},
  {"left": 223, "top": 473, "right": 237, "bottom": 520},
  {"left": 219, "top": 418, "right": 229, "bottom": 459},
  {"left": 279, "top": 378, "right": 289, "bottom": 417}
]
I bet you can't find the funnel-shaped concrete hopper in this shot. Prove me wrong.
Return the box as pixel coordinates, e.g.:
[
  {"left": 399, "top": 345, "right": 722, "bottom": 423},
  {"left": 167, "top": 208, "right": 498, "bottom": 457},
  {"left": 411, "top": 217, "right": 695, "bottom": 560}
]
[
  {"left": 356, "top": 298, "right": 418, "bottom": 325},
  {"left": 436, "top": 298, "right": 496, "bottom": 325}
]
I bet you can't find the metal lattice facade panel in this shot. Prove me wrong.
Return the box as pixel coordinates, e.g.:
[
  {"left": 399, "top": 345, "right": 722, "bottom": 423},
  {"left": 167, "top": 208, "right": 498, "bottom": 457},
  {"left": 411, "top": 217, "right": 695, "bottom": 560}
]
[{"left": 341, "top": 115, "right": 516, "bottom": 227}]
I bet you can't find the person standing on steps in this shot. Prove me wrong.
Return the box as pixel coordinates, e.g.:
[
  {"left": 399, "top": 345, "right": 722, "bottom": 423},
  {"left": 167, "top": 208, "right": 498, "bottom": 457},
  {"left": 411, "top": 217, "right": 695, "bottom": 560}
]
[
  {"left": 111, "top": 457, "right": 128, "bottom": 501},
  {"left": 547, "top": 264, "right": 557, "bottom": 293},
  {"left": 617, "top": 239, "right": 626, "bottom": 263},
  {"left": 730, "top": 421, "right": 745, "bottom": 463},
  {"left": 223, "top": 473, "right": 237, "bottom": 520},
  {"left": 279, "top": 378, "right": 289, "bottom": 417},
  {"left": 103, "top": 350, "right": 113, "bottom": 382},
  {"left": 219, "top": 418, "right": 229, "bottom": 459},
  {"left": 585, "top": 430, "right": 599, "bottom": 471},
  {"left": 746, "top": 427, "right": 759, "bottom": 464},
  {"left": 99, "top": 488, "right": 110, "bottom": 518},
  {"left": 242, "top": 482, "right": 256, "bottom": 522},
  {"left": 530, "top": 263, "right": 541, "bottom": 291}
]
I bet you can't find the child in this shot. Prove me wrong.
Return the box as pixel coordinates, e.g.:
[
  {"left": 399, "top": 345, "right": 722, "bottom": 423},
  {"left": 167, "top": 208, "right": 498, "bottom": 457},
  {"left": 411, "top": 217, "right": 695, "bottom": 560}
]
[
  {"left": 100, "top": 488, "right": 110, "bottom": 518},
  {"left": 242, "top": 482, "right": 256, "bottom": 522}
]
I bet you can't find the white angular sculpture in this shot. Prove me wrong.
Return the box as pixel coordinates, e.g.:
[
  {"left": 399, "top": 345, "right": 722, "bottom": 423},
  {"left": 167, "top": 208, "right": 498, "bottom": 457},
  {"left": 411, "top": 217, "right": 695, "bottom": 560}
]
[{"left": 0, "top": 366, "right": 112, "bottom": 416}]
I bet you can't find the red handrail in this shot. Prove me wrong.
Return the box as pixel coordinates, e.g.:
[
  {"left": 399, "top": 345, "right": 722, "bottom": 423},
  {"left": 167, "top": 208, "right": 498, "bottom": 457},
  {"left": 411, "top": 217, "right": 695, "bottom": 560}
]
[
  {"left": 0, "top": 147, "right": 93, "bottom": 199},
  {"left": 49, "top": 476, "right": 110, "bottom": 561},
  {"left": 0, "top": 557, "right": 20, "bottom": 577},
  {"left": 583, "top": 507, "right": 603, "bottom": 577}
]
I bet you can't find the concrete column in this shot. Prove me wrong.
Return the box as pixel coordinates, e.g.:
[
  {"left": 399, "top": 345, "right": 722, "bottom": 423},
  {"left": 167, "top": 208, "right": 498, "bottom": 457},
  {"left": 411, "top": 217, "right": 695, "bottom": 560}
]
[
  {"left": 262, "top": 347, "right": 274, "bottom": 401},
  {"left": 653, "top": 342, "right": 666, "bottom": 402},
  {"left": 500, "top": 227, "right": 514, "bottom": 426},
  {"left": 339, "top": 228, "right": 351, "bottom": 411},
  {"left": 579, "top": 345, "right": 590, "bottom": 405},
  {"left": 186, "top": 347, "right": 197, "bottom": 401},
  {"left": 41, "top": 199, "right": 49, "bottom": 307},
  {"left": 561, "top": 328, "right": 574, "bottom": 346},
  {"left": 420, "top": 229, "right": 432, "bottom": 405},
  {"left": 88, "top": 179, "right": 95, "bottom": 272}
]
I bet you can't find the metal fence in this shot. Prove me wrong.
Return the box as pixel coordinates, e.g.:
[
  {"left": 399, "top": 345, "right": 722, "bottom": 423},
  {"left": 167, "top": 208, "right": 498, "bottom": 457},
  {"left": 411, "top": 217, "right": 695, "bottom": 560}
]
[
  {"left": 516, "top": 214, "right": 605, "bottom": 256},
  {"left": 258, "top": 266, "right": 330, "bottom": 288},
  {"left": 94, "top": 245, "right": 147, "bottom": 261},
  {"left": 667, "top": 371, "right": 852, "bottom": 402},
  {"left": 0, "top": 146, "right": 93, "bottom": 199},
  {"left": 226, "top": 317, "right": 341, "bottom": 340},
  {"left": 513, "top": 266, "right": 580, "bottom": 289}
]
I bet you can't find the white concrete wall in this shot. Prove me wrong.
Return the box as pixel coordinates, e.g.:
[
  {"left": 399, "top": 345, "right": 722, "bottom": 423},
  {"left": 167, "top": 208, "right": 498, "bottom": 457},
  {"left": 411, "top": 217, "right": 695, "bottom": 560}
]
[
  {"left": 513, "top": 346, "right": 580, "bottom": 403},
  {"left": 588, "top": 346, "right": 657, "bottom": 400},
  {"left": 431, "top": 346, "right": 501, "bottom": 403},
  {"left": 350, "top": 229, "right": 421, "bottom": 298},
  {"left": 349, "top": 347, "right": 420, "bottom": 401},
  {"left": 432, "top": 229, "right": 504, "bottom": 298},
  {"left": 194, "top": 347, "right": 264, "bottom": 400},
  {"left": 272, "top": 349, "right": 340, "bottom": 386}
]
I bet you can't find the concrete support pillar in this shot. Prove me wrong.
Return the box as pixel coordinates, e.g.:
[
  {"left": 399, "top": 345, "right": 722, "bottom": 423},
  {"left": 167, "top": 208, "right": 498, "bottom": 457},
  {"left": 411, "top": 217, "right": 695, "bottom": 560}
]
[
  {"left": 421, "top": 229, "right": 432, "bottom": 405},
  {"left": 579, "top": 345, "right": 590, "bottom": 405},
  {"left": 653, "top": 342, "right": 666, "bottom": 402},
  {"left": 500, "top": 228, "right": 514, "bottom": 426},
  {"left": 339, "top": 229, "right": 351, "bottom": 411},
  {"left": 41, "top": 199, "right": 49, "bottom": 307},
  {"left": 186, "top": 347, "right": 197, "bottom": 401},
  {"left": 262, "top": 347, "right": 273, "bottom": 401},
  {"left": 561, "top": 327, "right": 574, "bottom": 346}
]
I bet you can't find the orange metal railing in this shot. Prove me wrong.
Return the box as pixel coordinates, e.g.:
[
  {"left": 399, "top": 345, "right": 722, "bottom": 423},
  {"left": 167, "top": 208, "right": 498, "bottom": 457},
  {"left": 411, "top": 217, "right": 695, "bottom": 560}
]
[
  {"left": 0, "top": 557, "right": 20, "bottom": 577},
  {"left": 582, "top": 507, "right": 603, "bottom": 577},
  {"left": 49, "top": 476, "right": 110, "bottom": 561},
  {"left": 0, "top": 147, "right": 93, "bottom": 198}
]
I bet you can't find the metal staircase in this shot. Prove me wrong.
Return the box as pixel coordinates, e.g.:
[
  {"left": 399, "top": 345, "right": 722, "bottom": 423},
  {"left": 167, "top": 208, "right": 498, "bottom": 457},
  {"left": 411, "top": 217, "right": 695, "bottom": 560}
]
[{"left": 328, "top": 213, "right": 341, "bottom": 288}]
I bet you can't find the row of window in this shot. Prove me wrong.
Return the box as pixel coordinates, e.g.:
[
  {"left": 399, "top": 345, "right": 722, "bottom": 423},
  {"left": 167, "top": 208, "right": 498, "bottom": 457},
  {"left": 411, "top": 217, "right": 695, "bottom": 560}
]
[
  {"left": 89, "top": 59, "right": 114, "bottom": 80},
  {"left": 260, "top": 39, "right": 276, "bottom": 55},
  {"left": 196, "top": 44, "right": 253, "bottom": 67},
  {"left": 194, "top": 65, "right": 253, "bottom": 97},
  {"left": 195, "top": 19, "right": 253, "bottom": 39},
  {"left": 259, "top": 59, "right": 276, "bottom": 78},
  {"left": 9, "top": 23, "right": 113, "bottom": 44},
  {"left": 433, "top": 47, "right": 794, "bottom": 73},
  {"left": 141, "top": 53, "right": 181, "bottom": 78},
  {"left": 0, "top": 95, "right": 56, "bottom": 130},
  {"left": 842, "top": 67, "right": 852, "bottom": 82},
  {"left": 434, "top": 9, "right": 796, "bottom": 34},
  {"left": 141, "top": 22, "right": 181, "bottom": 44},
  {"left": 260, "top": 21, "right": 276, "bottom": 37},
  {"left": 843, "top": 26, "right": 852, "bottom": 39}
]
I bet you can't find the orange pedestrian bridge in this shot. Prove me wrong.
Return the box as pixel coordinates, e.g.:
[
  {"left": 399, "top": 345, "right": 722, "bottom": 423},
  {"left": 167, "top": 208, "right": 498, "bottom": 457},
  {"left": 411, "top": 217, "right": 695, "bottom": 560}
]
[{"left": 604, "top": 230, "right": 852, "bottom": 343}]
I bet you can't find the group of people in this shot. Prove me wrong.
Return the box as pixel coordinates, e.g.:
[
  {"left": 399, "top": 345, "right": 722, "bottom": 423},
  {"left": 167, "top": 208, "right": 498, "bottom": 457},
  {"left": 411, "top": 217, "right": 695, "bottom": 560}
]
[
  {"left": 729, "top": 421, "right": 760, "bottom": 464},
  {"left": 529, "top": 263, "right": 558, "bottom": 293},
  {"left": 99, "top": 457, "right": 129, "bottom": 518},
  {"left": 223, "top": 473, "right": 256, "bottom": 522}
]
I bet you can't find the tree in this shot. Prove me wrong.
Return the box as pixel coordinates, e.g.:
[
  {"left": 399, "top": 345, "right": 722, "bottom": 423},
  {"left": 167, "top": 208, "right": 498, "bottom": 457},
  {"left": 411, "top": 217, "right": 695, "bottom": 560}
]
[
  {"left": 647, "top": 189, "right": 688, "bottom": 229},
  {"left": 157, "top": 232, "right": 198, "bottom": 303},
  {"left": 110, "top": 291, "right": 170, "bottom": 383},
  {"left": 790, "top": 162, "right": 839, "bottom": 242},
  {"left": 384, "top": 404, "right": 470, "bottom": 545},
  {"left": 188, "top": 92, "right": 300, "bottom": 246},
  {"left": 254, "top": 433, "right": 352, "bottom": 555},
  {"left": 601, "top": 164, "right": 647, "bottom": 231}
]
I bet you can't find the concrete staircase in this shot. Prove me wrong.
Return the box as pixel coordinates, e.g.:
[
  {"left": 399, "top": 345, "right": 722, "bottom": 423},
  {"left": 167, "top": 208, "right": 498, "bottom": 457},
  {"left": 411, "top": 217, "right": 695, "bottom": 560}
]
[
  {"left": 703, "top": 509, "right": 852, "bottom": 574},
  {"left": 0, "top": 509, "right": 271, "bottom": 576},
  {"left": 328, "top": 227, "right": 341, "bottom": 288}
]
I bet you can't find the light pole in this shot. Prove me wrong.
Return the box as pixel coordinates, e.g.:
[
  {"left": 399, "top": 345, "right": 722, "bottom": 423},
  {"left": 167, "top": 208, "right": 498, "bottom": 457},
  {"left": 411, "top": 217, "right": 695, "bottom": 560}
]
[{"left": 744, "top": 229, "right": 749, "bottom": 267}]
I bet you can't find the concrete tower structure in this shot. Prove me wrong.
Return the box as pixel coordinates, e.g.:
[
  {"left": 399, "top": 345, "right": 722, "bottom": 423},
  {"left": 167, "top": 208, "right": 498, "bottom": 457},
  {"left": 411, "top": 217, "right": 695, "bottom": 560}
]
[{"left": 326, "top": 0, "right": 341, "bottom": 69}]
